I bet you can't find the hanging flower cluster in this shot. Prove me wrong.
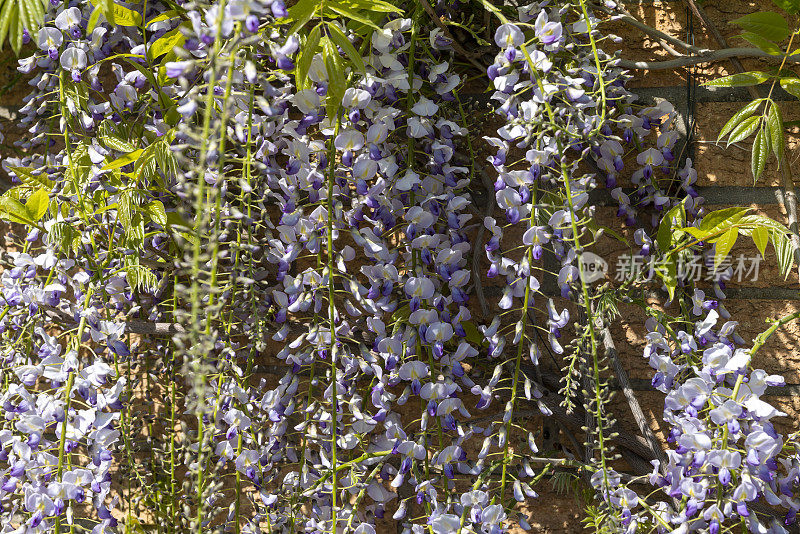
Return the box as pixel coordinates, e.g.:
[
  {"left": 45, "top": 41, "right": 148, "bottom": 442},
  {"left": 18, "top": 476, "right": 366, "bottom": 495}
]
[{"left": 0, "top": 0, "right": 797, "bottom": 533}]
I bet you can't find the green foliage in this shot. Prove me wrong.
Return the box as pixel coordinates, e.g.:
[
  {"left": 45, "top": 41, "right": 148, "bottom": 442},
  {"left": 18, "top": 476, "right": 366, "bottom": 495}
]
[
  {"left": 771, "top": 0, "right": 800, "bottom": 14},
  {"left": 0, "top": 0, "right": 45, "bottom": 55},
  {"left": 147, "top": 26, "right": 186, "bottom": 61},
  {"left": 732, "top": 11, "right": 791, "bottom": 42},
  {"left": 713, "top": 96, "right": 786, "bottom": 182},
  {"left": 286, "top": 0, "right": 399, "bottom": 115},
  {"left": 752, "top": 126, "right": 769, "bottom": 181},
  {"left": 581, "top": 504, "right": 618, "bottom": 534},
  {"left": 0, "top": 188, "right": 49, "bottom": 226},
  {"left": 781, "top": 77, "right": 800, "bottom": 98},
  {"left": 766, "top": 100, "right": 786, "bottom": 163},
  {"left": 717, "top": 99, "right": 764, "bottom": 141},
  {"left": 705, "top": 71, "right": 769, "bottom": 87},
  {"left": 739, "top": 31, "right": 784, "bottom": 55},
  {"left": 656, "top": 206, "right": 797, "bottom": 298},
  {"left": 89, "top": 0, "right": 142, "bottom": 27}
]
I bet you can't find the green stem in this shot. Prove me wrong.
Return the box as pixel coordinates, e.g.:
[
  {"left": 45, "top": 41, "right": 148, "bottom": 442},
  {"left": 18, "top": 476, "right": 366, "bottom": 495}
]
[
  {"left": 326, "top": 113, "right": 341, "bottom": 534},
  {"left": 54, "top": 288, "right": 93, "bottom": 534}
]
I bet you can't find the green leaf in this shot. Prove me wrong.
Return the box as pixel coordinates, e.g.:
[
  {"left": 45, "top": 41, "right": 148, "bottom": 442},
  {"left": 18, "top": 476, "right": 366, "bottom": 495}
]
[
  {"left": 0, "top": 0, "right": 16, "bottom": 51},
  {"left": 737, "top": 214, "right": 791, "bottom": 234},
  {"left": 752, "top": 225, "right": 769, "bottom": 257},
  {"left": 117, "top": 190, "right": 135, "bottom": 231},
  {"left": 323, "top": 2, "right": 381, "bottom": 30},
  {"left": 103, "top": 148, "right": 143, "bottom": 171},
  {"left": 322, "top": 36, "right": 346, "bottom": 119},
  {"left": 752, "top": 126, "right": 769, "bottom": 181},
  {"left": 732, "top": 12, "right": 790, "bottom": 42},
  {"left": 154, "top": 139, "right": 177, "bottom": 180},
  {"left": 24, "top": 0, "right": 45, "bottom": 26},
  {"left": 327, "top": 22, "right": 365, "bottom": 76},
  {"left": 697, "top": 206, "right": 752, "bottom": 233},
  {"left": 147, "top": 27, "right": 185, "bottom": 61},
  {"left": 286, "top": 0, "right": 317, "bottom": 35},
  {"left": 90, "top": 0, "right": 142, "bottom": 26},
  {"left": 656, "top": 257, "right": 678, "bottom": 302},
  {"left": 657, "top": 202, "right": 685, "bottom": 252},
  {"left": 166, "top": 210, "right": 192, "bottom": 231},
  {"left": 144, "top": 200, "right": 167, "bottom": 227},
  {"left": 25, "top": 189, "right": 49, "bottom": 221},
  {"left": 772, "top": 230, "right": 797, "bottom": 278},
  {"left": 87, "top": 5, "right": 104, "bottom": 34},
  {"left": 780, "top": 77, "right": 800, "bottom": 99},
  {"left": 461, "top": 320, "right": 484, "bottom": 347},
  {"left": 714, "top": 227, "right": 738, "bottom": 270},
  {"left": 0, "top": 195, "right": 33, "bottom": 225},
  {"left": 705, "top": 71, "right": 769, "bottom": 88},
  {"left": 726, "top": 115, "right": 761, "bottom": 145},
  {"left": 7, "top": 166, "right": 54, "bottom": 188},
  {"left": 341, "top": 0, "right": 402, "bottom": 13},
  {"left": 17, "top": 0, "right": 32, "bottom": 36},
  {"left": 718, "top": 99, "right": 763, "bottom": 140},
  {"left": 739, "top": 31, "right": 783, "bottom": 55},
  {"left": 146, "top": 10, "right": 180, "bottom": 27},
  {"left": 8, "top": 8, "right": 21, "bottom": 55},
  {"left": 295, "top": 24, "right": 321, "bottom": 90},
  {"left": 125, "top": 257, "right": 157, "bottom": 291},
  {"left": 99, "top": 120, "right": 137, "bottom": 153},
  {"left": 767, "top": 100, "right": 786, "bottom": 162},
  {"left": 135, "top": 145, "right": 159, "bottom": 181},
  {"left": 770, "top": 0, "right": 800, "bottom": 14}
]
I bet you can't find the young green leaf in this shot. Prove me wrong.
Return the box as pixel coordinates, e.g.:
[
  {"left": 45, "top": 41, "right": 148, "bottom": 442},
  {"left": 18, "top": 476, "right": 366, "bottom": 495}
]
[
  {"left": 657, "top": 201, "right": 685, "bottom": 252},
  {"left": 780, "top": 77, "right": 800, "bottom": 99},
  {"left": 322, "top": 36, "right": 346, "bottom": 120},
  {"left": 770, "top": 0, "right": 800, "bottom": 14},
  {"left": 766, "top": 100, "right": 786, "bottom": 163},
  {"left": 705, "top": 71, "right": 769, "bottom": 88},
  {"left": 0, "top": 0, "right": 16, "bottom": 50},
  {"left": 732, "top": 11, "right": 790, "bottom": 42},
  {"left": 295, "top": 24, "right": 321, "bottom": 90},
  {"left": 8, "top": 8, "right": 21, "bottom": 55},
  {"left": 327, "top": 22, "right": 365, "bottom": 76},
  {"left": 324, "top": 2, "right": 381, "bottom": 30},
  {"left": 146, "top": 10, "right": 180, "bottom": 27},
  {"left": 737, "top": 214, "right": 792, "bottom": 234},
  {"left": 341, "top": 0, "right": 402, "bottom": 13},
  {"left": 89, "top": 0, "right": 143, "bottom": 26},
  {"left": 7, "top": 166, "right": 54, "bottom": 188},
  {"left": 713, "top": 227, "right": 738, "bottom": 271},
  {"left": 17, "top": 0, "right": 32, "bottom": 36},
  {"left": 726, "top": 115, "right": 761, "bottom": 146},
  {"left": 697, "top": 206, "right": 752, "bottom": 233},
  {"left": 771, "top": 229, "right": 797, "bottom": 278},
  {"left": 145, "top": 200, "right": 167, "bottom": 227},
  {"left": 752, "top": 126, "right": 769, "bottom": 181},
  {"left": 286, "top": 0, "right": 317, "bottom": 35},
  {"left": 147, "top": 27, "right": 186, "bottom": 61},
  {"left": 87, "top": 5, "right": 104, "bottom": 33},
  {"left": 0, "top": 195, "right": 33, "bottom": 225},
  {"left": 752, "top": 225, "right": 770, "bottom": 257},
  {"left": 103, "top": 149, "right": 144, "bottom": 171},
  {"left": 718, "top": 99, "right": 763, "bottom": 140},
  {"left": 739, "top": 31, "right": 783, "bottom": 55},
  {"left": 25, "top": 189, "right": 49, "bottom": 221},
  {"left": 656, "top": 257, "right": 678, "bottom": 302}
]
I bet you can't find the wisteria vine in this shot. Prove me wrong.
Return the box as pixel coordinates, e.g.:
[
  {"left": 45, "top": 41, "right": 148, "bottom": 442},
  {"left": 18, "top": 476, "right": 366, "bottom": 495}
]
[{"left": 0, "top": 0, "right": 799, "bottom": 533}]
